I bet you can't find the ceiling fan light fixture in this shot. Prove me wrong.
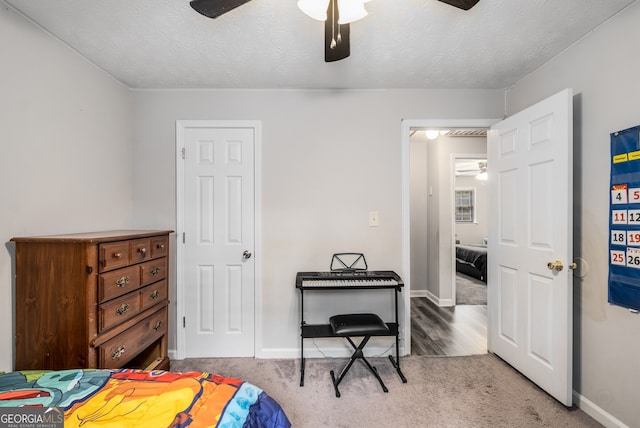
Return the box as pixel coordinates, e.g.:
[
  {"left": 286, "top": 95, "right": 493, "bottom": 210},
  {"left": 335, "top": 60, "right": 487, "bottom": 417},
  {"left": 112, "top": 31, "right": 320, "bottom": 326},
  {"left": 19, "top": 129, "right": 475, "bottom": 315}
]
[
  {"left": 337, "top": 0, "right": 368, "bottom": 24},
  {"left": 298, "top": 0, "right": 370, "bottom": 23},
  {"left": 297, "top": 0, "right": 330, "bottom": 21},
  {"left": 476, "top": 161, "right": 488, "bottom": 180}
]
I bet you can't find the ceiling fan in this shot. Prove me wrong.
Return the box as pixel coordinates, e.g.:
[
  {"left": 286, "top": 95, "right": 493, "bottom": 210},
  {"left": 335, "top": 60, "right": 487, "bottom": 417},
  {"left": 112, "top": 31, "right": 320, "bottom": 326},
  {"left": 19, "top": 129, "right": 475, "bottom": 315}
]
[
  {"left": 455, "top": 160, "right": 487, "bottom": 178},
  {"left": 189, "top": 0, "right": 480, "bottom": 62}
]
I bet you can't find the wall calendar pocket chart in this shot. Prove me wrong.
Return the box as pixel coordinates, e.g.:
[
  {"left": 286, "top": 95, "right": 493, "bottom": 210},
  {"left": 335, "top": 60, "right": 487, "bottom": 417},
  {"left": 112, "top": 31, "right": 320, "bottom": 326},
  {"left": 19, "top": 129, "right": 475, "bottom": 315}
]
[{"left": 608, "top": 124, "right": 640, "bottom": 311}]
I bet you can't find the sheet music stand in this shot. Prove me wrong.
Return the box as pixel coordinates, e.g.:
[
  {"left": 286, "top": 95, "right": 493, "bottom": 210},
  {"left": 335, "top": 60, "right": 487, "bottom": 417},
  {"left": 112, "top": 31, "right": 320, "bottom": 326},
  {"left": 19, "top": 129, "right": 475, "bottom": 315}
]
[{"left": 330, "top": 253, "right": 367, "bottom": 272}]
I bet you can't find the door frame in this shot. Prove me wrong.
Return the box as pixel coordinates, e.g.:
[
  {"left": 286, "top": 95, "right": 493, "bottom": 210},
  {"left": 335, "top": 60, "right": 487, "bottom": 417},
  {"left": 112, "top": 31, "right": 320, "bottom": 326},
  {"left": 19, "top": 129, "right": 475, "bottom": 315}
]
[
  {"left": 174, "top": 120, "right": 262, "bottom": 360},
  {"left": 401, "top": 119, "right": 498, "bottom": 355}
]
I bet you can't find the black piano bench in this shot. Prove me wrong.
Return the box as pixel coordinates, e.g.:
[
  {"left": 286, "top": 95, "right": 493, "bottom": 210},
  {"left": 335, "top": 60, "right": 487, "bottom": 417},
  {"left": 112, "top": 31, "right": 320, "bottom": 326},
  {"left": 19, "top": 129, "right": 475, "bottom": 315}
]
[{"left": 329, "top": 313, "right": 390, "bottom": 397}]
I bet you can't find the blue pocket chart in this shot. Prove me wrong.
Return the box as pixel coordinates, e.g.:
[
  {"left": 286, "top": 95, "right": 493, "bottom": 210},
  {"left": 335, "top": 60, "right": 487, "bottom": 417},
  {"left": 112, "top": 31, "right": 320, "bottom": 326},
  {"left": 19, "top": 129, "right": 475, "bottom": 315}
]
[{"left": 608, "top": 124, "right": 640, "bottom": 311}]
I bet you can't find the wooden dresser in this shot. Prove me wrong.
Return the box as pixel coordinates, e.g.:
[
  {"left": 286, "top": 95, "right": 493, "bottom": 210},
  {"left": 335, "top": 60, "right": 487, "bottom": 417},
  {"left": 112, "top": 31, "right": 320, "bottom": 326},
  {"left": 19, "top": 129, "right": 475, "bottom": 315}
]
[{"left": 12, "top": 230, "right": 173, "bottom": 371}]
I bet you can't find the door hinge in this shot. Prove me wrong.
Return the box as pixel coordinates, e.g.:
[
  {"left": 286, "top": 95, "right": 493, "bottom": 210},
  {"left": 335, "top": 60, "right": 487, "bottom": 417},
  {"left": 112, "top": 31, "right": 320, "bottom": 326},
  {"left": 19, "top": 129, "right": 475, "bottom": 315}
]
[
  {"left": 182, "top": 232, "right": 185, "bottom": 243},
  {"left": 181, "top": 147, "right": 185, "bottom": 159},
  {"left": 183, "top": 316, "right": 186, "bottom": 328}
]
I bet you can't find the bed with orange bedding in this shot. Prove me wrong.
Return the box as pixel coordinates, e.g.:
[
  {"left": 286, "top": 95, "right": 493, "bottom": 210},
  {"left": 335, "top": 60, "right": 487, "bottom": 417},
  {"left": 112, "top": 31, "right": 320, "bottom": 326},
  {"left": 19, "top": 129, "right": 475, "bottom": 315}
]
[{"left": 0, "top": 369, "right": 291, "bottom": 428}]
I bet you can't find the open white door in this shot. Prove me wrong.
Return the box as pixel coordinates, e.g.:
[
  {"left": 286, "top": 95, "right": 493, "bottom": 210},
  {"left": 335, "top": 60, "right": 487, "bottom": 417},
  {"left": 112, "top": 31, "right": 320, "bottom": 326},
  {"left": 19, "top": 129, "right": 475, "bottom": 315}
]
[{"left": 487, "top": 89, "right": 573, "bottom": 405}]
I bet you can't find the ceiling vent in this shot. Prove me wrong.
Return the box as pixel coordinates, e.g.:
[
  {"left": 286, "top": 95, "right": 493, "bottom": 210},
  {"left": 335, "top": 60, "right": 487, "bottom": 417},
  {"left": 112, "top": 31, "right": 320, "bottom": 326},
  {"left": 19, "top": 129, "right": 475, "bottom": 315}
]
[{"left": 444, "top": 129, "right": 487, "bottom": 137}]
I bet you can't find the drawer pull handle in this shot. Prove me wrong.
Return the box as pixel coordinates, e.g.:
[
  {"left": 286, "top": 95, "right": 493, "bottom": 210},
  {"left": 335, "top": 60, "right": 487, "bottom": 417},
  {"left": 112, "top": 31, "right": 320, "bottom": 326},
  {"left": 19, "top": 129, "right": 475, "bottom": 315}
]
[
  {"left": 111, "top": 345, "right": 126, "bottom": 360},
  {"left": 115, "top": 276, "right": 130, "bottom": 287},
  {"left": 151, "top": 267, "right": 160, "bottom": 276},
  {"left": 157, "top": 243, "right": 165, "bottom": 250},
  {"left": 116, "top": 303, "right": 130, "bottom": 316},
  {"left": 151, "top": 290, "right": 160, "bottom": 299},
  {"left": 138, "top": 247, "right": 147, "bottom": 257},
  {"left": 153, "top": 321, "right": 162, "bottom": 331},
  {"left": 113, "top": 253, "right": 122, "bottom": 260}
]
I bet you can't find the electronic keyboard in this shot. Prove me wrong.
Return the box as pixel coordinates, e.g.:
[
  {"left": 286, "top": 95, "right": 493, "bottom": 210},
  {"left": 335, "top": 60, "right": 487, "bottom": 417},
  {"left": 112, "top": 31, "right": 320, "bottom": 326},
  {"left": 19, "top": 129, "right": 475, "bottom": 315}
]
[{"left": 296, "top": 270, "right": 403, "bottom": 290}]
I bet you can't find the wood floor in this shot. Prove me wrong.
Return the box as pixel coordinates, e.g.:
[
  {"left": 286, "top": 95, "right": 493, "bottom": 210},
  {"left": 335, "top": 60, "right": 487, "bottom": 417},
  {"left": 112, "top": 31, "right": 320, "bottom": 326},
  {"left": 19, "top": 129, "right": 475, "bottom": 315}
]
[{"left": 411, "top": 297, "right": 487, "bottom": 356}]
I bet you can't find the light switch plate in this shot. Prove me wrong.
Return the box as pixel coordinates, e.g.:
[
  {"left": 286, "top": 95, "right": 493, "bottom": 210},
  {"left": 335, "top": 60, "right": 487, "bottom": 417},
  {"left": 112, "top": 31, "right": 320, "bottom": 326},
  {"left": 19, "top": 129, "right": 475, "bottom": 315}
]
[{"left": 369, "top": 211, "right": 380, "bottom": 227}]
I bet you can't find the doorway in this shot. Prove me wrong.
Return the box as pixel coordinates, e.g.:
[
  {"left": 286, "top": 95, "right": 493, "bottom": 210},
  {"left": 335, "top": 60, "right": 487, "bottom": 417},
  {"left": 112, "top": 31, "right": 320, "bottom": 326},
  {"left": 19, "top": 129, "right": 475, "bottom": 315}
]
[
  {"left": 402, "top": 119, "right": 496, "bottom": 357},
  {"left": 453, "top": 155, "right": 488, "bottom": 307},
  {"left": 403, "top": 89, "right": 574, "bottom": 405}
]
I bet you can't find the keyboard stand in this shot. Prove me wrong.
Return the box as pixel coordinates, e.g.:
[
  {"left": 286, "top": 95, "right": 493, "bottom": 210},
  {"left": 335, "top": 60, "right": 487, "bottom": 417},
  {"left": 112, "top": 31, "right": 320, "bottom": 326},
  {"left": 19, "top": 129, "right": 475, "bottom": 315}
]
[{"left": 297, "top": 271, "right": 407, "bottom": 387}]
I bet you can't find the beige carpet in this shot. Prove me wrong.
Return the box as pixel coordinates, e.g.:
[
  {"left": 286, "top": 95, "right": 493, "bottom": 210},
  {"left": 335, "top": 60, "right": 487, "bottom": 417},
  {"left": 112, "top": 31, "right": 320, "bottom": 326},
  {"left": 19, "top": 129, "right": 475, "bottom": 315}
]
[{"left": 171, "top": 354, "right": 601, "bottom": 428}]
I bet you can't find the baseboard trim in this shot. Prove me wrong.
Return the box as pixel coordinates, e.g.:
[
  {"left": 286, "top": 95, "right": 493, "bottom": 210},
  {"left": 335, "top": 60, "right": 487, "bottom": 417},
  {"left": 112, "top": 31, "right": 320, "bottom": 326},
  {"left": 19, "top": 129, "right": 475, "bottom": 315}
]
[
  {"left": 573, "top": 391, "right": 629, "bottom": 428},
  {"left": 411, "top": 289, "right": 427, "bottom": 298},
  {"left": 410, "top": 290, "right": 455, "bottom": 307},
  {"left": 425, "top": 290, "right": 454, "bottom": 307}
]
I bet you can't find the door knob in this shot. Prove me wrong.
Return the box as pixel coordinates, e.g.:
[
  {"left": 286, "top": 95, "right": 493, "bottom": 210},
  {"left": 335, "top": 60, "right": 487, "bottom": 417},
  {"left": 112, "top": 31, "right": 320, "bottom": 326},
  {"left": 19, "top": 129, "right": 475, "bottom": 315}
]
[
  {"left": 547, "top": 260, "right": 564, "bottom": 271},
  {"left": 243, "top": 250, "right": 252, "bottom": 259}
]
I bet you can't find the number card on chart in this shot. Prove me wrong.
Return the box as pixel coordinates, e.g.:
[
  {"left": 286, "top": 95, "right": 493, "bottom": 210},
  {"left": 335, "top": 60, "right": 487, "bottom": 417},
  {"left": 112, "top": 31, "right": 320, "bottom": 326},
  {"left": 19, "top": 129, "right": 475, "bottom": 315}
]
[{"left": 608, "top": 125, "right": 640, "bottom": 311}]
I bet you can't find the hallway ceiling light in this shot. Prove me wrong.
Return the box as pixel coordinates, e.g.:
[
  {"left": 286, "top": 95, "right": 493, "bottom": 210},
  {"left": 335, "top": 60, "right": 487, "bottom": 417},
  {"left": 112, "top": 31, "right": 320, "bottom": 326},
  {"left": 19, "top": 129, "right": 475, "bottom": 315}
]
[{"left": 425, "top": 130, "right": 441, "bottom": 139}]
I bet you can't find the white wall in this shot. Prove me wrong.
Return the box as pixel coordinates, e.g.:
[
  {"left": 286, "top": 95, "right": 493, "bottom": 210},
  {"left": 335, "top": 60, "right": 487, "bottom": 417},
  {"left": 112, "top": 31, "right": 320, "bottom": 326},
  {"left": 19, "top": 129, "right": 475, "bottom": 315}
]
[
  {"left": 426, "top": 139, "right": 441, "bottom": 297},
  {"left": 506, "top": 2, "right": 640, "bottom": 426},
  {"left": 410, "top": 139, "right": 429, "bottom": 294},
  {"left": 131, "top": 89, "right": 504, "bottom": 356},
  {"left": 0, "top": 5, "right": 133, "bottom": 371}
]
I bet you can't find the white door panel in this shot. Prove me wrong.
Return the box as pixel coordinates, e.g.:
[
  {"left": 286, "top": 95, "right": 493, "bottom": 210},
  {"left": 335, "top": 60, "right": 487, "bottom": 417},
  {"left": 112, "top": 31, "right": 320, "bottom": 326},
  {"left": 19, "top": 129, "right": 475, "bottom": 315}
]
[
  {"left": 178, "top": 124, "right": 256, "bottom": 358},
  {"left": 488, "top": 89, "right": 573, "bottom": 406}
]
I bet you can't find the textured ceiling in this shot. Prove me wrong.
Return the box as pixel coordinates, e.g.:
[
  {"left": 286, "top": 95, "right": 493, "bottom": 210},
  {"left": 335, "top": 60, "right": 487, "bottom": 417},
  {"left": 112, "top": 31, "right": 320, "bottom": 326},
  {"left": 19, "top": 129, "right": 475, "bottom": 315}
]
[{"left": 3, "top": 0, "right": 636, "bottom": 89}]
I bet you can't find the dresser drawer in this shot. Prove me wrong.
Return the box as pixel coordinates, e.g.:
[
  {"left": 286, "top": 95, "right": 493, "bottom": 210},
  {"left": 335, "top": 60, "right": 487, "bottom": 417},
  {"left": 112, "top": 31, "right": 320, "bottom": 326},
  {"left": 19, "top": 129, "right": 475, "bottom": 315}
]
[
  {"left": 98, "top": 292, "right": 142, "bottom": 333},
  {"left": 140, "top": 258, "right": 167, "bottom": 286},
  {"left": 99, "top": 241, "right": 130, "bottom": 272},
  {"left": 150, "top": 236, "right": 169, "bottom": 259},
  {"left": 140, "top": 280, "right": 167, "bottom": 311},
  {"left": 99, "top": 265, "right": 141, "bottom": 303},
  {"left": 130, "top": 238, "right": 152, "bottom": 265},
  {"left": 98, "top": 307, "right": 167, "bottom": 369}
]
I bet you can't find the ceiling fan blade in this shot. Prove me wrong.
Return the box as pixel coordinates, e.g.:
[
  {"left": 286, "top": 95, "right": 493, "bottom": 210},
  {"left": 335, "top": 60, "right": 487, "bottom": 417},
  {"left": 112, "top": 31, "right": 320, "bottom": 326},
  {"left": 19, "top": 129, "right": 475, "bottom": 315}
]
[
  {"left": 325, "top": 0, "right": 350, "bottom": 62},
  {"left": 190, "top": 0, "right": 252, "bottom": 18},
  {"left": 436, "top": 0, "right": 480, "bottom": 10}
]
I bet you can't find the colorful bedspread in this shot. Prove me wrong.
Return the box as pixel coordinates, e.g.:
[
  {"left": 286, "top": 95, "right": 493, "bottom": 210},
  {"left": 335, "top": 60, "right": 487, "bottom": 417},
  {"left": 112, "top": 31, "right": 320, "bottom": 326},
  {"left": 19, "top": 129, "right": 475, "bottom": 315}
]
[{"left": 0, "top": 369, "right": 291, "bottom": 428}]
